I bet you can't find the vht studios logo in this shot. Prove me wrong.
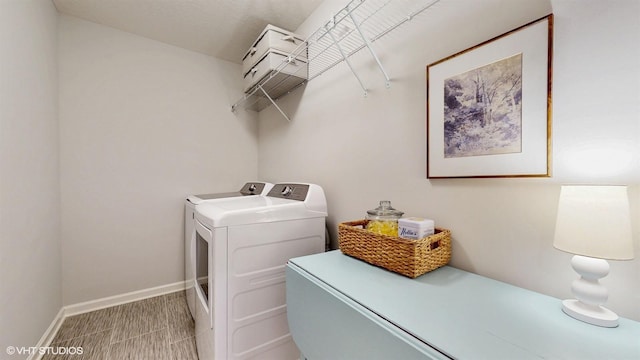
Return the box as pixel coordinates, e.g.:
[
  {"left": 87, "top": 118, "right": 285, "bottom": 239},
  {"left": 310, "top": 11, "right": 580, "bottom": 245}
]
[{"left": 6, "top": 346, "right": 84, "bottom": 356}]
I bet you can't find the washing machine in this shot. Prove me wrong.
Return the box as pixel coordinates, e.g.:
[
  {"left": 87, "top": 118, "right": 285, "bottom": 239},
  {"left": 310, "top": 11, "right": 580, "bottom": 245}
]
[
  {"left": 193, "top": 183, "right": 327, "bottom": 360},
  {"left": 185, "top": 182, "right": 273, "bottom": 319}
]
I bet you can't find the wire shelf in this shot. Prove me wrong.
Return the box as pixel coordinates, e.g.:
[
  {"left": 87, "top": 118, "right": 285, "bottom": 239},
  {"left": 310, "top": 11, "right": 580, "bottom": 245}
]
[{"left": 231, "top": 0, "right": 441, "bottom": 120}]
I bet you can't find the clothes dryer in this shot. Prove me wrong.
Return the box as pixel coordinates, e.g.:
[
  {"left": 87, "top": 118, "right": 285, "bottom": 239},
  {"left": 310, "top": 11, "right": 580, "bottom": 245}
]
[
  {"left": 193, "top": 183, "right": 327, "bottom": 360},
  {"left": 184, "top": 182, "right": 273, "bottom": 319}
]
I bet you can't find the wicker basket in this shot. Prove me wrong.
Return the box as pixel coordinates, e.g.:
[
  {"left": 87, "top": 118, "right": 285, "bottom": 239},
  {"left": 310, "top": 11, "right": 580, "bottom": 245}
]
[{"left": 338, "top": 220, "right": 451, "bottom": 278}]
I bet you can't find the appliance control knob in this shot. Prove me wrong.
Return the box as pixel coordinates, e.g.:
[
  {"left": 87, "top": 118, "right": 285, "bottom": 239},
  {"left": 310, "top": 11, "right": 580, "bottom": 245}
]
[
  {"left": 248, "top": 184, "right": 257, "bottom": 193},
  {"left": 281, "top": 185, "right": 293, "bottom": 196}
]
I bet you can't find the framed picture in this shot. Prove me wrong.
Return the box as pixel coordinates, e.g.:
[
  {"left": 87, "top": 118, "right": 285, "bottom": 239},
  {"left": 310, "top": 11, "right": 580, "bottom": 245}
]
[{"left": 427, "top": 15, "right": 553, "bottom": 178}]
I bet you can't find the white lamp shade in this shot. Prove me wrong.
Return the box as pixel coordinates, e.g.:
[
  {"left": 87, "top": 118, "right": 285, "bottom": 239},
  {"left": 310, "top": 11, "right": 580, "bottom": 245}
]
[{"left": 553, "top": 185, "right": 634, "bottom": 260}]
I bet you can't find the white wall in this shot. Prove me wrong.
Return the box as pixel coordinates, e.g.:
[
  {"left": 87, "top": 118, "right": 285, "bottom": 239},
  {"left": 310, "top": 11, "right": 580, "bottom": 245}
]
[
  {"left": 58, "top": 15, "right": 258, "bottom": 305},
  {"left": 258, "top": 0, "right": 640, "bottom": 320},
  {"left": 0, "top": 0, "right": 61, "bottom": 356}
]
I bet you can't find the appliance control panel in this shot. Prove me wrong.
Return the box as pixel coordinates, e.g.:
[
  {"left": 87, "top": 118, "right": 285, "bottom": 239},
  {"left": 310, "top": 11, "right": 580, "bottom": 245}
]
[
  {"left": 267, "top": 183, "right": 310, "bottom": 201},
  {"left": 240, "top": 182, "right": 267, "bottom": 195}
]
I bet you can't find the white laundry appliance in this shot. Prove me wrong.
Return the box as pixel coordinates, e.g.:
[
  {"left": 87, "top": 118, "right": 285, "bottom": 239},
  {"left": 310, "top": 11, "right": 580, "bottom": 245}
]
[
  {"left": 193, "top": 183, "right": 327, "bottom": 360},
  {"left": 184, "top": 182, "right": 273, "bottom": 319}
]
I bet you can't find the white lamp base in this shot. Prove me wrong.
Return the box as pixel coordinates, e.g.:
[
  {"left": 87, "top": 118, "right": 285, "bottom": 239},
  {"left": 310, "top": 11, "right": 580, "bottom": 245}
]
[
  {"left": 561, "top": 255, "right": 619, "bottom": 328},
  {"left": 561, "top": 299, "right": 619, "bottom": 327}
]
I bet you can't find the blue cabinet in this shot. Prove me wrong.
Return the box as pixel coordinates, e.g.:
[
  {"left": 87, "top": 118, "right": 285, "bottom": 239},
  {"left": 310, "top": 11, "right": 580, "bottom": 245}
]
[{"left": 286, "top": 251, "right": 640, "bottom": 359}]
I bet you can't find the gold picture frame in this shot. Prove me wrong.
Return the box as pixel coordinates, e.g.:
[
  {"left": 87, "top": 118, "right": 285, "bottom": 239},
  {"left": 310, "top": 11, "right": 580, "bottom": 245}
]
[{"left": 427, "top": 15, "right": 553, "bottom": 178}]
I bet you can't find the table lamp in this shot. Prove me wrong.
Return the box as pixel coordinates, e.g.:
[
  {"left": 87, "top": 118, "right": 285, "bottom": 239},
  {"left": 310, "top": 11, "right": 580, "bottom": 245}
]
[{"left": 553, "top": 185, "right": 634, "bottom": 327}]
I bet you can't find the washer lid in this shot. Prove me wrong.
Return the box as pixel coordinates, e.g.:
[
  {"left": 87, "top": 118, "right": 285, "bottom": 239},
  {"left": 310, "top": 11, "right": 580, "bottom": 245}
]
[
  {"left": 186, "top": 182, "right": 273, "bottom": 204},
  {"left": 195, "top": 184, "right": 327, "bottom": 228},
  {"left": 187, "top": 191, "right": 242, "bottom": 204},
  {"left": 195, "top": 196, "right": 324, "bottom": 228}
]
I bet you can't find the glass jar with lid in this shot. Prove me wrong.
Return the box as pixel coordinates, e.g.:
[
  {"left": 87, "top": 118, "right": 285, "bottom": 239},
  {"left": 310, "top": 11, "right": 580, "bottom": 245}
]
[{"left": 366, "top": 200, "right": 404, "bottom": 237}]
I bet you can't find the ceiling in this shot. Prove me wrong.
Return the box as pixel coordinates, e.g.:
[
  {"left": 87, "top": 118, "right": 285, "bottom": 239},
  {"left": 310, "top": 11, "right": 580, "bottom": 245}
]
[{"left": 52, "top": 0, "right": 324, "bottom": 64}]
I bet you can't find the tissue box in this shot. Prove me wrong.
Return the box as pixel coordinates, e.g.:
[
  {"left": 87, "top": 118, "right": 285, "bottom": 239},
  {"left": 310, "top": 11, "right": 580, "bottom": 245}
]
[{"left": 398, "top": 217, "right": 435, "bottom": 240}]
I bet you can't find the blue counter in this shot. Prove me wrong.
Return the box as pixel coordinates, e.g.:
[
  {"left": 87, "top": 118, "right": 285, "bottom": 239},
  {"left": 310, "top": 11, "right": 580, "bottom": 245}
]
[{"left": 286, "top": 250, "right": 640, "bottom": 360}]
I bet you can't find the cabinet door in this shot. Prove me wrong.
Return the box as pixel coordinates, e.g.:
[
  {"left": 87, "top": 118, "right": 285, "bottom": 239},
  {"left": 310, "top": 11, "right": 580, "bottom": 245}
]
[{"left": 286, "top": 264, "right": 449, "bottom": 360}]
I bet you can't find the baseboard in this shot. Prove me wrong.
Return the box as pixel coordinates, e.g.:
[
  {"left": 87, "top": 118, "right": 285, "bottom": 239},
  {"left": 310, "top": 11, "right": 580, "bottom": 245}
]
[
  {"left": 28, "top": 307, "right": 66, "bottom": 360},
  {"left": 64, "top": 280, "right": 187, "bottom": 317}
]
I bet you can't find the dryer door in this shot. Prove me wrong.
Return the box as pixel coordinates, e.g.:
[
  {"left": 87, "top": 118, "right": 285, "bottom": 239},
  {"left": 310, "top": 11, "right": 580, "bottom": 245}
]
[
  {"left": 194, "top": 219, "right": 212, "bottom": 328},
  {"left": 194, "top": 219, "right": 230, "bottom": 360},
  {"left": 185, "top": 203, "right": 196, "bottom": 319}
]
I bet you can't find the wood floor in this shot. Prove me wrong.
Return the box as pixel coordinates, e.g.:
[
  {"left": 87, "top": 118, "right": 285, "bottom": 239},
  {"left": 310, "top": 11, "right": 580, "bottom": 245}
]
[{"left": 43, "top": 291, "right": 198, "bottom": 360}]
